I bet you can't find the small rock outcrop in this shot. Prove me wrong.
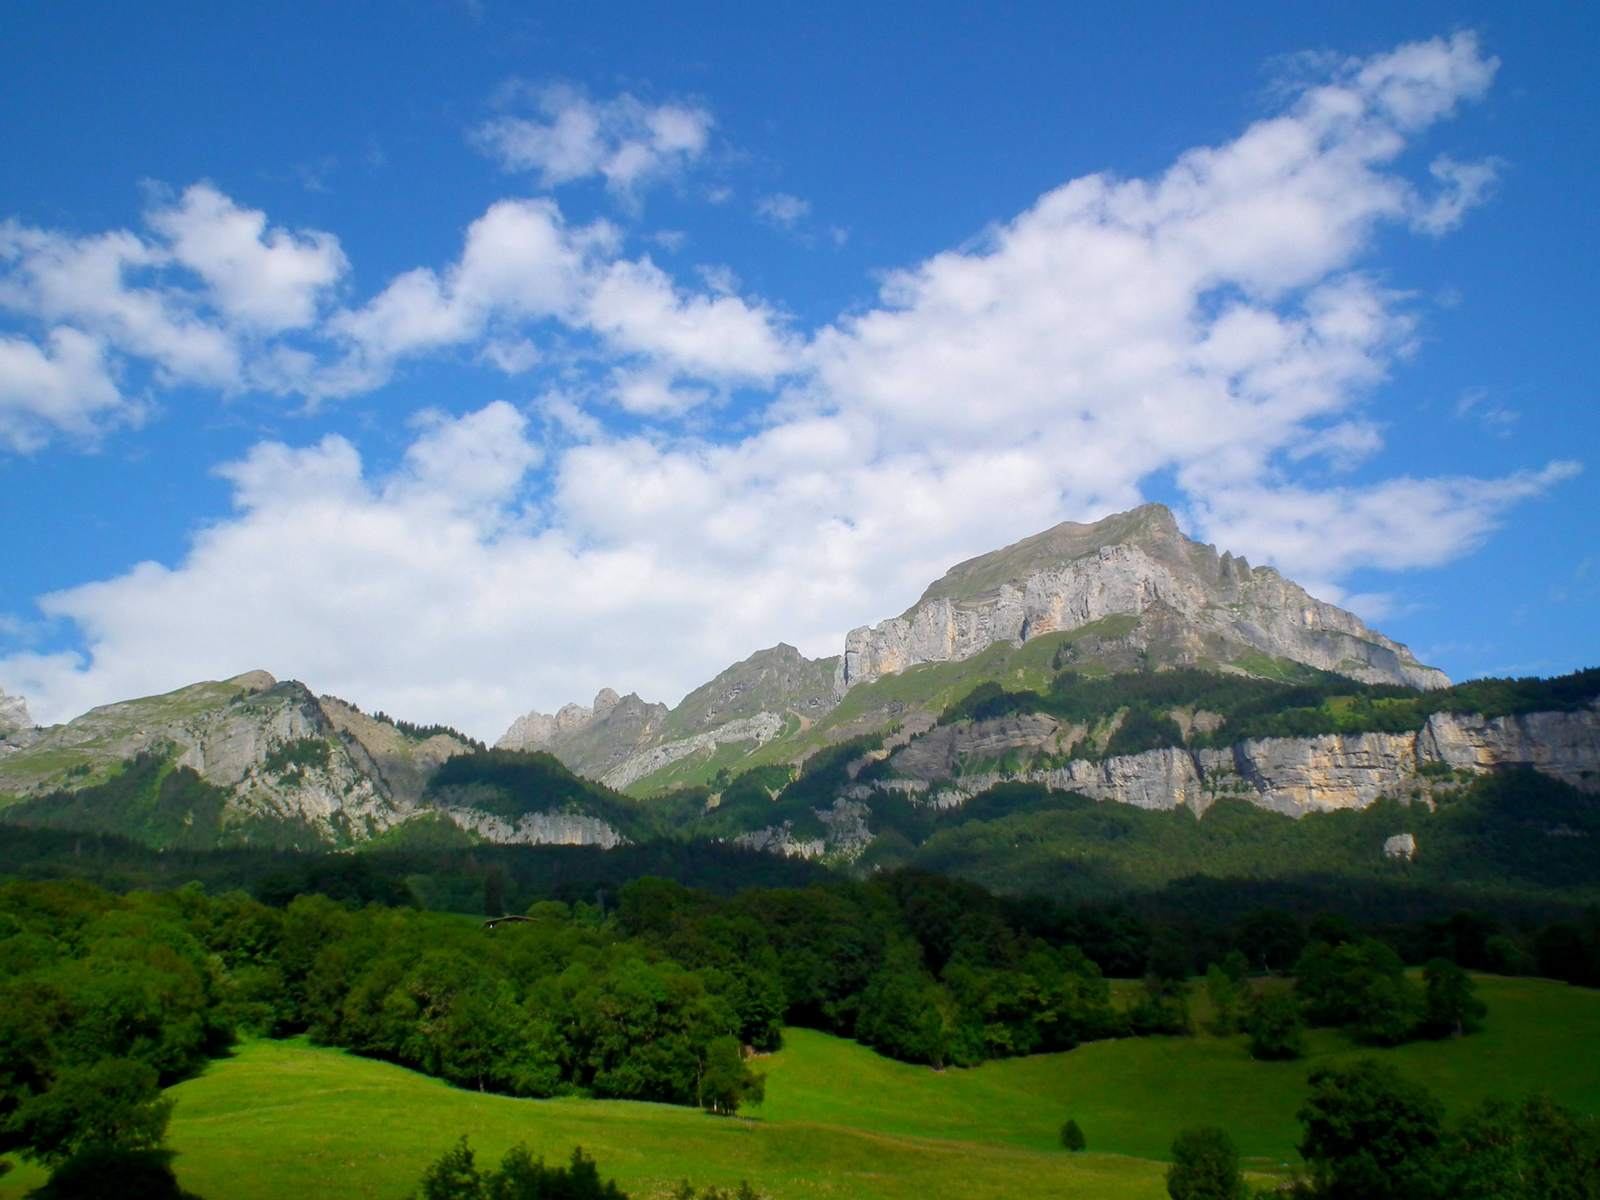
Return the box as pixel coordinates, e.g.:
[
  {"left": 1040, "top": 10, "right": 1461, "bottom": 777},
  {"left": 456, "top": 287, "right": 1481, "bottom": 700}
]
[
  {"left": 1384, "top": 833, "right": 1418, "bottom": 861},
  {"left": 436, "top": 805, "right": 625, "bottom": 848},
  {"left": 0, "top": 687, "right": 38, "bottom": 758},
  {"left": 0, "top": 687, "right": 34, "bottom": 736}
]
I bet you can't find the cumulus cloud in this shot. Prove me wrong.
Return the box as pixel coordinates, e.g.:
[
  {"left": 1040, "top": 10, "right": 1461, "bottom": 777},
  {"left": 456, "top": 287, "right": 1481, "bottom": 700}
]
[
  {"left": 317, "top": 199, "right": 791, "bottom": 401},
  {"left": 4, "top": 32, "right": 1578, "bottom": 736},
  {"left": 0, "top": 184, "right": 350, "bottom": 447},
  {"left": 145, "top": 183, "right": 347, "bottom": 330},
  {"left": 473, "top": 84, "right": 713, "bottom": 195},
  {"left": 0, "top": 327, "right": 128, "bottom": 451}
]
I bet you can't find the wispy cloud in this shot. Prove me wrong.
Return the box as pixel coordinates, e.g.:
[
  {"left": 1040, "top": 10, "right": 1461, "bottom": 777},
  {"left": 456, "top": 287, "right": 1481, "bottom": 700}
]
[{"left": 473, "top": 83, "right": 713, "bottom": 197}]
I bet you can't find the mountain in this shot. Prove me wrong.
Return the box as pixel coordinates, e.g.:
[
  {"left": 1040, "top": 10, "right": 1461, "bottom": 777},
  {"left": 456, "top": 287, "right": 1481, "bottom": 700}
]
[
  {"left": 497, "top": 687, "right": 671, "bottom": 781},
  {"left": 0, "top": 672, "right": 647, "bottom": 852},
  {"left": 500, "top": 504, "right": 1451, "bottom": 796},
  {"left": 2, "top": 505, "right": 1593, "bottom": 870},
  {"left": 497, "top": 643, "right": 840, "bottom": 790},
  {"left": 839, "top": 504, "right": 1447, "bottom": 691}
]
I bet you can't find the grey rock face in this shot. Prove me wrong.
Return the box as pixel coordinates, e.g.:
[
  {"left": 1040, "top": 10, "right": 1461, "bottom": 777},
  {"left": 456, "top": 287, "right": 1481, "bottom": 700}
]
[
  {"left": 498, "top": 644, "right": 840, "bottom": 788},
  {"left": 319, "top": 695, "right": 474, "bottom": 809},
  {"left": 600, "top": 712, "right": 787, "bottom": 791},
  {"left": 0, "top": 688, "right": 34, "bottom": 736},
  {"left": 837, "top": 505, "right": 1447, "bottom": 693},
  {"left": 1418, "top": 708, "right": 1600, "bottom": 791},
  {"left": 496, "top": 687, "right": 671, "bottom": 780},
  {"left": 1195, "top": 733, "right": 1423, "bottom": 816},
  {"left": 438, "top": 806, "right": 625, "bottom": 848},
  {"left": 662, "top": 644, "right": 840, "bottom": 738},
  {"left": 733, "top": 822, "right": 825, "bottom": 859},
  {"left": 0, "top": 687, "right": 38, "bottom": 759},
  {"left": 0, "top": 671, "right": 483, "bottom": 846},
  {"left": 890, "top": 713, "right": 1070, "bottom": 782},
  {"left": 845, "top": 704, "right": 1600, "bottom": 834}
]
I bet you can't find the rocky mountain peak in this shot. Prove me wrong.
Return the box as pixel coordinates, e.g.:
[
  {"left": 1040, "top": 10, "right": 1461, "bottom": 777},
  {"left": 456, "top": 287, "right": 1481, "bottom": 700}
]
[
  {"left": 0, "top": 687, "right": 35, "bottom": 739},
  {"left": 0, "top": 691, "right": 35, "bottom": 755},
  {"left": 225, "top": 669, "right": 278, "bottom": 693},
  {"left": 661, "top": 643, "right": 840, "bottom": 739},
  {"left": 839, "top": 504, "right": 1448, "bottom": 692},
  {"left": 919, "top": 504, "right": 1185, "bottom": 607}
]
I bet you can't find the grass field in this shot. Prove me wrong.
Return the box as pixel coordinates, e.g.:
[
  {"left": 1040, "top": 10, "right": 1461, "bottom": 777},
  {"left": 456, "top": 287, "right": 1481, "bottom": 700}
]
[{"left": 1, "top": 976, "right": 1594, "bottom": 1199}]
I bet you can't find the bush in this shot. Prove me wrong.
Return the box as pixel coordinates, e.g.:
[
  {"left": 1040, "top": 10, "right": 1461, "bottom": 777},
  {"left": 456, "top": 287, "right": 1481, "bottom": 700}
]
[
  {"left": 24, "top": 1147, "right": 198, "bottom": 1200},
  {"left": 1297, "top": 1060, "right": 1444, "bottom": 1200},
  {"left": 1246, "top": 990, "right": 1305, "bottom": 1061},
  {"left": 1060, "top": 1119, "right": 1087, "bottom": 1151},
  {"left": 1166, "top": 1127, "right": 1246, "bottom": 1200},
  {"left": 416, "top": 1140, "right": 628, "bottom": 1200},
  {"left": 1420, "top": 958, "right": 1486, "bottom": 1038}
]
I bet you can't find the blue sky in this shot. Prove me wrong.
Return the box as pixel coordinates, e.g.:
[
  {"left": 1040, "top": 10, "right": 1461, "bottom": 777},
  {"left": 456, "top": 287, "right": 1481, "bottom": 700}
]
[{"left": 1, "top": 2, "right": 1596, "bottom": 737}]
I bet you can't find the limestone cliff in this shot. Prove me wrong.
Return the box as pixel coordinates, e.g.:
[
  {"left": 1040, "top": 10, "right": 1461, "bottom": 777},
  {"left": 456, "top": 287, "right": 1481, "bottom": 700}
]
[
  {"left": 0, "top": 672, "right": 414, "bottom": 841},
  {"left": 845, "top": 702, "right": 1600, "bottom": 830},
  {"left": 837, "top": 505, "right": 1447, "bottom": 693},
  {"left": 1418, "top": 709, "right": 1600, "bottom": 792}
]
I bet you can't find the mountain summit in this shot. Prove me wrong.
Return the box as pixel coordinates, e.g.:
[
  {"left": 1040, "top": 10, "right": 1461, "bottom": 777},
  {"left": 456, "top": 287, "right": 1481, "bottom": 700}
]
[{"left": 839, "top": 504, "right": 1447, "bottom": 692}]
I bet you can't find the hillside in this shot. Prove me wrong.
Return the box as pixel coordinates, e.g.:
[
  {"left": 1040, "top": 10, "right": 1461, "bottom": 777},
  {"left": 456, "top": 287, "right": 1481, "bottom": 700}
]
[{"left": 2, "top": 976, "right": 1592, "bottom": 1200}]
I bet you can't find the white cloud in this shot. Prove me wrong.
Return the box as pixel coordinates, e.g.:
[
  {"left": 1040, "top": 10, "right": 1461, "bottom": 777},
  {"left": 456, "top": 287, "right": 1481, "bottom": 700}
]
[
  {"left": 0, "top": 185, "right": 345, "bottom": 445},
  {"left": 480, "top": 337, "right": 541, "bottom": 374},
  {"left": 757, "top": 192, "right": 811, "bottom": 228},
  {"left": 1413, "top": 155, "right": 1501, "bottom": 234},
  {"left": 584, "top": 258, "right": 795, "bottom": 382},
  {"left": 1455, "top": 385, "right": 1519, "bottom": 435},
  {"left": 145, "top": 183, "right": 347, "bottom": 331},
  {"left": 0, "top": 221, "right": 238, "bottom": 385},
  {"left": 1188, "top": 461, "right": 1581, "bottom": 587},
  {"left": 5, "top": 32, "right": 1579, "bottom": 736},
  {"left": 0, "top": 327, "right": 128, "bottom": 451},
  {"left": 320, "top": 200, "right": 790, "bottom": 403},
  {"left": 474, "top": 84, "right": 712, "bottom": 195}
]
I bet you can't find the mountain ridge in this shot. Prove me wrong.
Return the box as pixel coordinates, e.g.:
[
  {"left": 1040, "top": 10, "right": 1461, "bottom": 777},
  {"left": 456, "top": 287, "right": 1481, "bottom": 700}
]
[
  {"left": 497, "top": 504, "right": 1448, "bottom": 791},
  {"left": 6, "top": 505, "right": 1591, "bottom": 868}
]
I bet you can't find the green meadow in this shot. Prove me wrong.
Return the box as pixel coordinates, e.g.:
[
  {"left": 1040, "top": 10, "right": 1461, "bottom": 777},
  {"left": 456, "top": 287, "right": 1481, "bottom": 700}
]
[{"left": 2, "top": 976, "right": 1594, "bottom": 1200}]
